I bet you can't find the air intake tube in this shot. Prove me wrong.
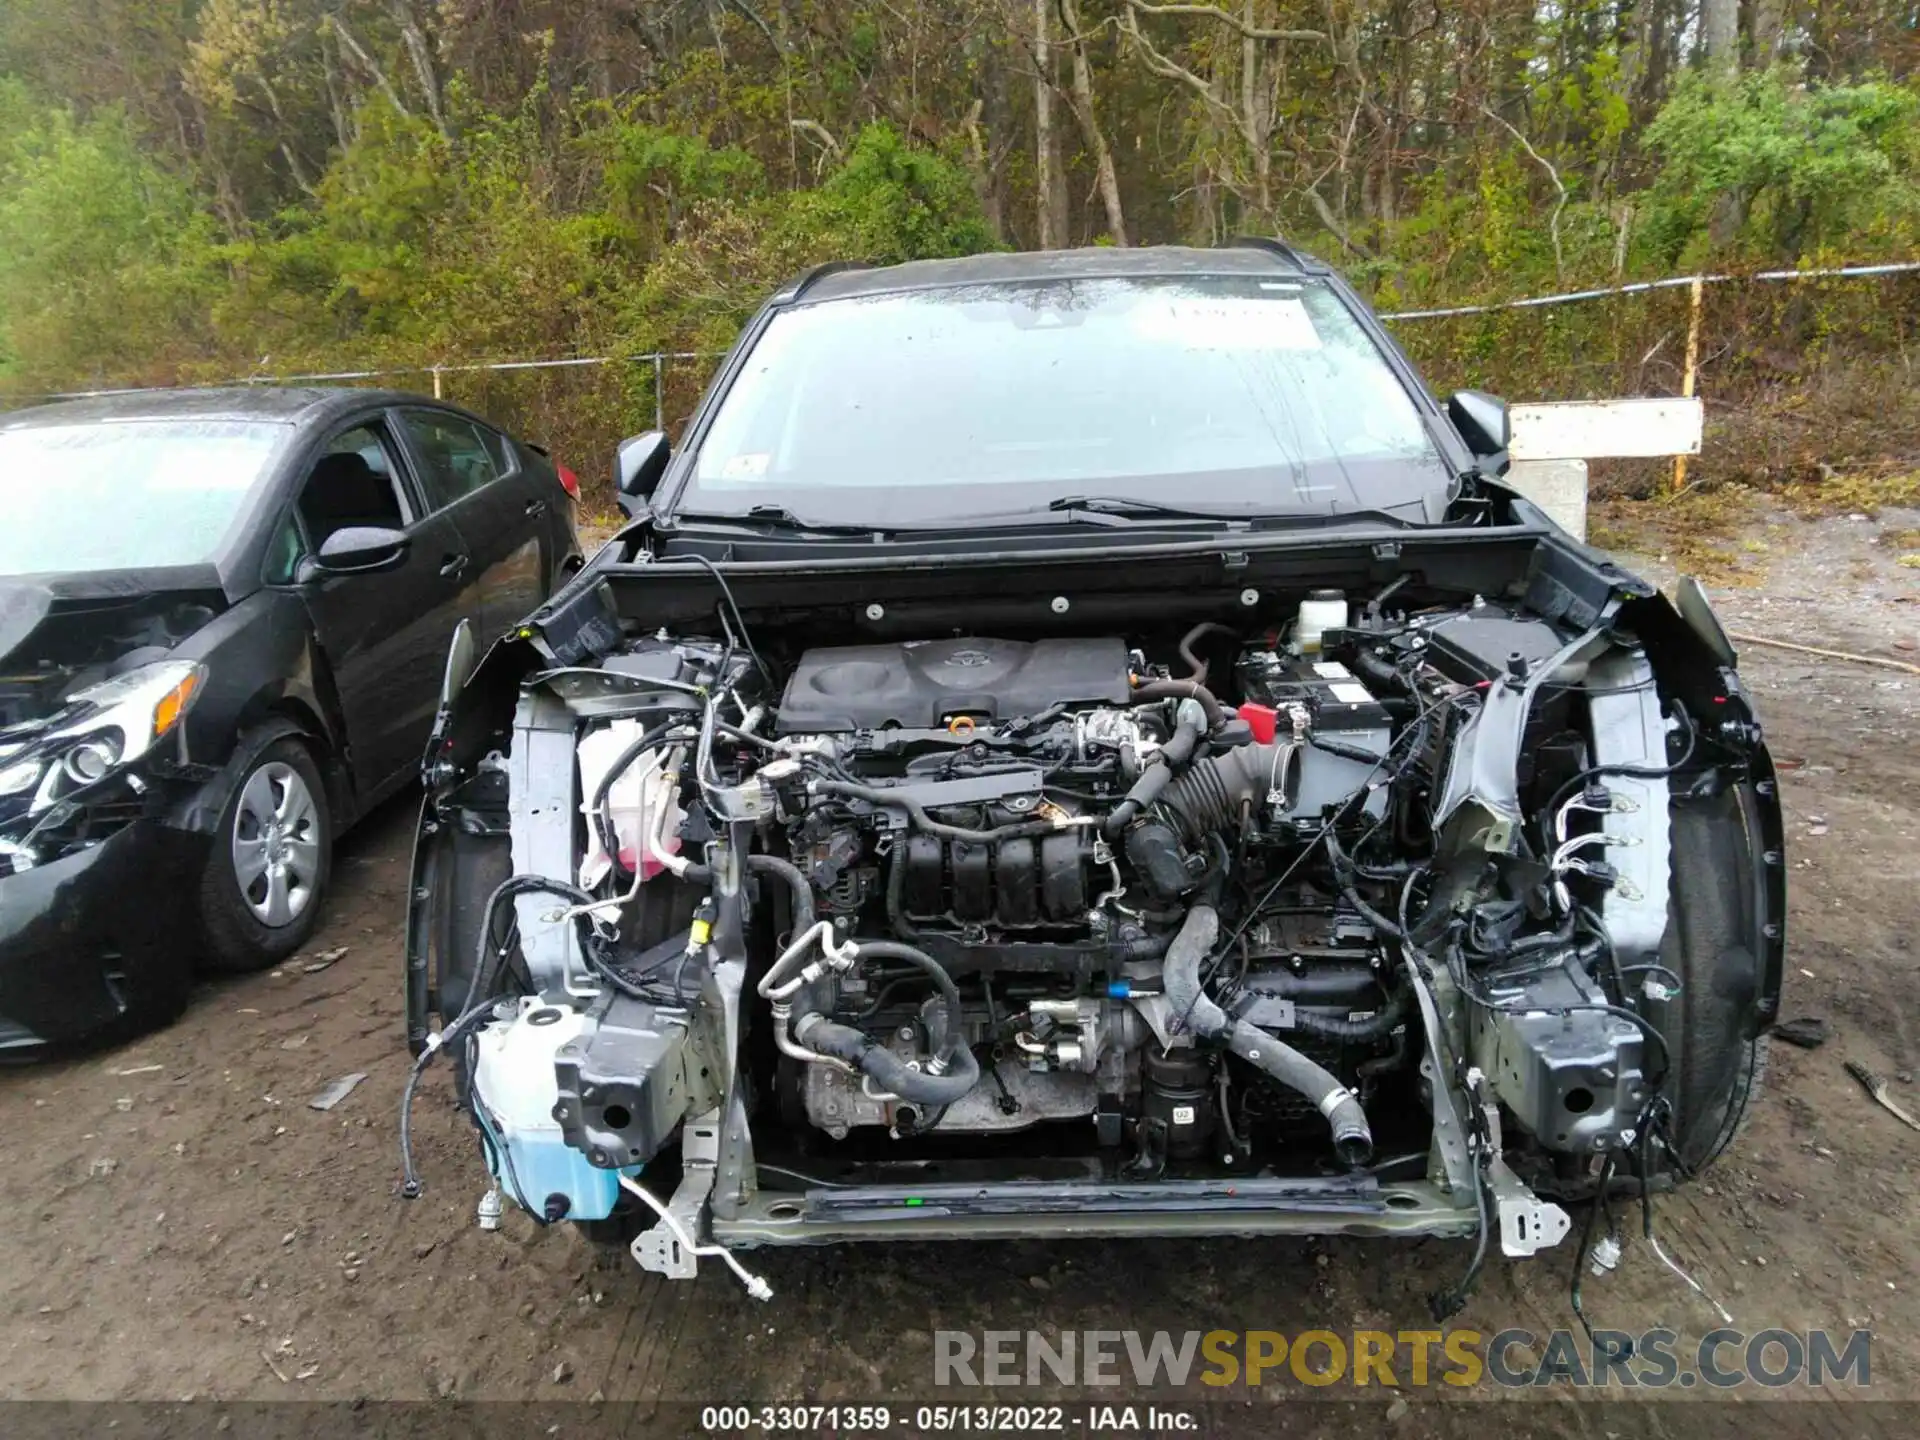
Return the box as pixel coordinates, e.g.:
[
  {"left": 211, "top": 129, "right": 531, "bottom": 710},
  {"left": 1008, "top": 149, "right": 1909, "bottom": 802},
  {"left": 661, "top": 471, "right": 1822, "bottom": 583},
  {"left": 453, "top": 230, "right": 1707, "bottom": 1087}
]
[
  {"left": 1159, "top": 904, "right": 1372, "bottom": 1167},
  {"left": 1159, "top": 740, "right": 1302, "bottom": 840}
]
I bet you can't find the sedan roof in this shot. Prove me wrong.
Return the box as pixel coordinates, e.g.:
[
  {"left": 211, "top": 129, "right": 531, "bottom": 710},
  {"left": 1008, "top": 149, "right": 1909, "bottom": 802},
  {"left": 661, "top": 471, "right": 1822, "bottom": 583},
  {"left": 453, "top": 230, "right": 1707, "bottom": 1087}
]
[{"left": 0, "top": 386, "right": 431, "bottom": 432}]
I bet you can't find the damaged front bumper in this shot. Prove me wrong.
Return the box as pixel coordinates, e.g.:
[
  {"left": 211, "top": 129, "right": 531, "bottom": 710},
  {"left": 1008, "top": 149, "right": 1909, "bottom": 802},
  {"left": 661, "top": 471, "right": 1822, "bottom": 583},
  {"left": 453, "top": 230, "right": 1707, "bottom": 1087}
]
[{"left": 0, "top": 817, "right": 206, "bottom": 1049}]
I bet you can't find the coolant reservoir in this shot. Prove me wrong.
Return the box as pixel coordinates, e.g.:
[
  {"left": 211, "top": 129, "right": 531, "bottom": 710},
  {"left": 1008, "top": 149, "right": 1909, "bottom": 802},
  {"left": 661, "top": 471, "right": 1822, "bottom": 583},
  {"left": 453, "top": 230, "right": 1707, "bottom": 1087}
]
[
  {"left": 469, "top": 998, "right": 630, "bottom": 1222},
  {"left": 575, "top": 718, "right": 683, "bottom": 889},
  {"left": 1292, "top": 589, "right": 1349, "bottom": 656}
]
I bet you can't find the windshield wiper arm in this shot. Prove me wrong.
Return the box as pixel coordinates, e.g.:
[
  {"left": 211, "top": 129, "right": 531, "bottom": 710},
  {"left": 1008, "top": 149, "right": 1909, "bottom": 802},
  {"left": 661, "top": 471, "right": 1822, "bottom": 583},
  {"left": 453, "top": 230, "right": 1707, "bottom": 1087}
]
[
  {"left": 1045, "top": 495, "right": 1251, "bottom": 521},
  {"left": 668, "top": 506, "right": 881, "bottom": 537}
]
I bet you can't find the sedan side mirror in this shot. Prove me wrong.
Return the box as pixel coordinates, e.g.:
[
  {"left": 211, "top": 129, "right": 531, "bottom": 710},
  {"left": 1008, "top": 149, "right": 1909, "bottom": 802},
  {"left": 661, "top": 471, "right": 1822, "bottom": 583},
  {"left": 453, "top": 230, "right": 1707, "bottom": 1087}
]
[
  {"left": 1447, "top": 390, "right": 1511, "bottom": 460},
  {"left": 306, "top": 525, "right": 411, "bottom": 578},
  {"left": 614, "top": 431, "right": 671, "bottom": 517}
]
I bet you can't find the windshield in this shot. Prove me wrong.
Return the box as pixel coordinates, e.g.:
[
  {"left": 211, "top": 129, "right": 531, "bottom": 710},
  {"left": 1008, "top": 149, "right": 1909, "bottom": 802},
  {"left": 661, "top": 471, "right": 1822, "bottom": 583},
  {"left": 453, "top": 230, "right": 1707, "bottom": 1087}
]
[
  {"left": 681, "top": 275, "right": 1453, "bottom": 527},
  {"left": 0, "top": 419, "right": 288, "bottom": 575}
]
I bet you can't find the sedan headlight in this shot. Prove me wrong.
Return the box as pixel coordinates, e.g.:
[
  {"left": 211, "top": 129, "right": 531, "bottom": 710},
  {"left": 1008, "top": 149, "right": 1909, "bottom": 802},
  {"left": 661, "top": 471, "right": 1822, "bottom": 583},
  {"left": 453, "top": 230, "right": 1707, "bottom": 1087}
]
[
  {"left": 56, "top": 660, "right": 206, "bottom": 767},
  {"left": 1, "top": 662, "right": 208, "bottom": 820},
  {"left": 0, "top": 757, "right": 39, "bottom": 796}
]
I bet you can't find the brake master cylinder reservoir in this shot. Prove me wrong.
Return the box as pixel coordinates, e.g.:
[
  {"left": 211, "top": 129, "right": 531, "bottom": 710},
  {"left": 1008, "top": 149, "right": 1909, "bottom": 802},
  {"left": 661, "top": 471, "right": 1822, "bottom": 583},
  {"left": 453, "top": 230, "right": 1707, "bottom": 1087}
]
[
  {"left": 1292, "top": 589, "right": 1348, "bottom": 656},
  {"left": 469, "top": 998, "right": 631, "bottom": 1222}
]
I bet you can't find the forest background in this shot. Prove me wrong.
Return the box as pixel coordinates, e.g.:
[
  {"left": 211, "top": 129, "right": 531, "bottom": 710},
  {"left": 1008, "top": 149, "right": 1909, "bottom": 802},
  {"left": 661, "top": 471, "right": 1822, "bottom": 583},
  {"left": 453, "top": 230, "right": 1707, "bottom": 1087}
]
[{"left": 2, "top": 0, "right": 1916, "bottom": 506}]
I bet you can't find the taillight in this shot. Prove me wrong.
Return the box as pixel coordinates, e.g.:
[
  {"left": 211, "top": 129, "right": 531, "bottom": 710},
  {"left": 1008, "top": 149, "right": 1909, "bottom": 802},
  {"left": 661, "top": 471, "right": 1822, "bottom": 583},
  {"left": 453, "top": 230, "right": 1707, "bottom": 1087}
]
[{"left": 556, "top": 464, "right": 581, "bottom": 502}]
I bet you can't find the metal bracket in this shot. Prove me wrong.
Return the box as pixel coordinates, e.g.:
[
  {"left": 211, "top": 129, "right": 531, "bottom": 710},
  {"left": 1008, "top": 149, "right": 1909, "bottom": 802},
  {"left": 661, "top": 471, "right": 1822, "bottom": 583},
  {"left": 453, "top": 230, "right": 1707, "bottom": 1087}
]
[
  {"left": 1467, "top": 1071, "right": 1572, "bottom": 1256},
  {"left": 631, "top": 1111, "right": 719, "bottom": 1281},
  {"left": 1404, "top": 956, "right": 1473, "bottom": 1195},
  {"left": 507, "top": 687, "right": 586, "bottom": 993},
  {"left": 1491, "top": 1172, "right": 1573, "bottom": 1257}
]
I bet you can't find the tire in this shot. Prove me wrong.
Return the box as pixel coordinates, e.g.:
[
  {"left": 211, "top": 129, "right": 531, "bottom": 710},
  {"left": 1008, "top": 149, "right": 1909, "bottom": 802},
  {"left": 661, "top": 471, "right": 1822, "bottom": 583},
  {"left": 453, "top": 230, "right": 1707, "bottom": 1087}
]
[
  {"left": 198, "top": 735, "right": 334, "bottom": 974},
  {"left": 1656, "top": 783, "right": 1768, "bottom": 1174}
]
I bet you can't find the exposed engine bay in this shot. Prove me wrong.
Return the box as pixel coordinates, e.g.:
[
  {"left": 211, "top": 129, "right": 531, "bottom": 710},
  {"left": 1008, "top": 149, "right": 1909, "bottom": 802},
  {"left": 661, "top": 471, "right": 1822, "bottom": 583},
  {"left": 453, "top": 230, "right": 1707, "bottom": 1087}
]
[{"left": 406, "top": 548, "right": 1781, "bottom": 1310}]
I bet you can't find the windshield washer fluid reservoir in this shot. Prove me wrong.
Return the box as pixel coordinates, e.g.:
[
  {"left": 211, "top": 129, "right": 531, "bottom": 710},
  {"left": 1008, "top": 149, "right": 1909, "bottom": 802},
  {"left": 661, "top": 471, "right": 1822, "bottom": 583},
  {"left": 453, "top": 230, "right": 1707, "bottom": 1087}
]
[
  {"left": 470, "top": 998, "right": 631, "bottom": 1222},
  {"left": 1292, "top": 589, "right": 1349, "bottom": 656}
]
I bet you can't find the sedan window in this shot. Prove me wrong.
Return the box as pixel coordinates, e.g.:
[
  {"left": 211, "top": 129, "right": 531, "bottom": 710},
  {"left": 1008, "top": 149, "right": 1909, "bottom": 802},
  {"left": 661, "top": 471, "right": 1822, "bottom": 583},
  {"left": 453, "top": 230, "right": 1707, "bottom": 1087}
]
[
  {"left": 0, "top": 419, "right": 287, "bottom": 576},
  {"left": 401, "top": 409, "right": 503, "bottom": 510},
  {"left": 294, "top": 424, "right": 410, "bottom": 549}
]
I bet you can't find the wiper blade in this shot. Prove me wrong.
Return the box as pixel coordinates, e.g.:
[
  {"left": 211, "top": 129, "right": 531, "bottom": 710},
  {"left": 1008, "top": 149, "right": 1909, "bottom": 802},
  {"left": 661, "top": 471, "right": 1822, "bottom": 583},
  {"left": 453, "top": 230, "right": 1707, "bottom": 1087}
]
[
  {"left": 667, "top": 506, "right": 881, "bottom": 537},
  {"left": 1045, "top": 494, "right": 1251, "bottom": 521}
]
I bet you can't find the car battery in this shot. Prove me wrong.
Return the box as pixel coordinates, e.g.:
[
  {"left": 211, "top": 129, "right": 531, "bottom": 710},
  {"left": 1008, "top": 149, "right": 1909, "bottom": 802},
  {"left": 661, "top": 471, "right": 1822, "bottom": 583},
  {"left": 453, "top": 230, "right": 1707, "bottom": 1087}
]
[{"left": 1234, "top": 652, "right": 1393, "bottom": 821}]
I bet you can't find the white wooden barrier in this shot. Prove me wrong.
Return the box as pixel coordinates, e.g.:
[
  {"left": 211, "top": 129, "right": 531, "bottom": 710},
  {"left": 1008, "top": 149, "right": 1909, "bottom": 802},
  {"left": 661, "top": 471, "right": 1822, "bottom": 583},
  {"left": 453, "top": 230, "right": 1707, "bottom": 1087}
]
[{"left": 1504, "top": 398, "right": 1704, "bottom": 540}]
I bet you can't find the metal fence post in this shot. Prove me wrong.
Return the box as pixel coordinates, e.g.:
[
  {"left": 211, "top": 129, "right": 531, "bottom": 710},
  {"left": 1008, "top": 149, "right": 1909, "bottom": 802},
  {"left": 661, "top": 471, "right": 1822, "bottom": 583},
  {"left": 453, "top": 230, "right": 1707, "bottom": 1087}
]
[{"left": 653, "top": 353, "right": 665, "bottom": 432}]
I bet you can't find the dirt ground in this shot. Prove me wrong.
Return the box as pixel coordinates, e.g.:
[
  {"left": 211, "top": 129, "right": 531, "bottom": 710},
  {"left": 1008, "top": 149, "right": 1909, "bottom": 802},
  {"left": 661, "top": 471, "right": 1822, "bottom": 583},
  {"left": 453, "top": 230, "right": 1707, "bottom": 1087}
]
[{"left": 2, "top": 503, "right": 1918, "bottom": 1434}]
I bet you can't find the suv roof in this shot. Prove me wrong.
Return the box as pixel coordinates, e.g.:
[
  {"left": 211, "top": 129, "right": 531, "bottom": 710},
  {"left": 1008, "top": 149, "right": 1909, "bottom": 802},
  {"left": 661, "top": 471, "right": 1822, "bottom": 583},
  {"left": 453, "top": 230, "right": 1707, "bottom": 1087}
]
[{"left": 792, "top": 241, "right": 1327, "bottom": 305}]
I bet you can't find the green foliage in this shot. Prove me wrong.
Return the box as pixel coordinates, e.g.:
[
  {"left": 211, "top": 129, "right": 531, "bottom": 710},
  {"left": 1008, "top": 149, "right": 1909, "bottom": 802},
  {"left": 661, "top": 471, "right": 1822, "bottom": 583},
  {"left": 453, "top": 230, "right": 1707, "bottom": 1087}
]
[
  {"left": 230, "top": 103, "right": 454, "bottom": 340},
  {"left": 221, "top": 93, "right": 616, "bottom": 368},
  {"left": 784, "top": 123, "right": 997, "bottom": 266},
  {"left": 620, "top": 123, "right": 995, "bottom": 357},
  {"left": 2, "top": 0, "right": 1917, "bottom": 518},
  {"left": 598, "top": 117, "right": 767, "bottom": 244},
  {"left": 1643, "top": 68, "right": 1920, "bottom": 263},
  {"left": 0, "top": 90, "right": 214, "bottom": 385}
]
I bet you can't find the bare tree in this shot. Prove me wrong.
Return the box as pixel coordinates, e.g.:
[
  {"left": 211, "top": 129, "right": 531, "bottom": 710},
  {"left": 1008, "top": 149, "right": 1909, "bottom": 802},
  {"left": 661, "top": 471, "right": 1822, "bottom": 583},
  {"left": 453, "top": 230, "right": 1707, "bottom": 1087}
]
[
  {"left": 1034, "top": 0, "right": 1066, "bottom": 247},
  {"left": 1117, "top": 0, "right": 1326, "bottom": 225},
  {"left": 1056, "top": 0, "right": 1128, "bottom": 244},
  {"left": 1703, "top": 0, "right": 1740, "bottom": 74}
]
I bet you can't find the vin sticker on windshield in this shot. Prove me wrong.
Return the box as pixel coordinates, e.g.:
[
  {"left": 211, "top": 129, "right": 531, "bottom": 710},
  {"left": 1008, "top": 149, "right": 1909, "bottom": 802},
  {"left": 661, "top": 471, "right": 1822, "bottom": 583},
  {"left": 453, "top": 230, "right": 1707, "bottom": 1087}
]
[{"left": 718, "top": 451, "right": 771, "bottom": 479}]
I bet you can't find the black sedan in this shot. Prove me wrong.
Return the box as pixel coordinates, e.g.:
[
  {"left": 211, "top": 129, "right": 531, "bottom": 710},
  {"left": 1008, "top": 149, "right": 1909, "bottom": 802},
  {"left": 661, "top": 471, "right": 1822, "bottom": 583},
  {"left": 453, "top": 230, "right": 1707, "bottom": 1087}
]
[{"left": 0, "top": 386, "right": 583, "bottom": 1050}]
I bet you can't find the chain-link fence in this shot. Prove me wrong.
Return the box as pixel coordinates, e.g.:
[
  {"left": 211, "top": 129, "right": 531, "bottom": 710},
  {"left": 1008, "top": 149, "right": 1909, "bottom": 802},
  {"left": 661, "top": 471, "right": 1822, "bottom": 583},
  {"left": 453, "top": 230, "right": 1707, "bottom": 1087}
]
[{"left": 6, "top": 262, "right": 1916, "bottom": 509}]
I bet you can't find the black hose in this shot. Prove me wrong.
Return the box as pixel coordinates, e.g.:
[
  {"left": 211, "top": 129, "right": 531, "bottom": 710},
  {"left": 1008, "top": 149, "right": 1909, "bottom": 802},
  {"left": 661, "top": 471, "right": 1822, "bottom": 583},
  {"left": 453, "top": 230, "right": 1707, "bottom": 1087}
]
[
  {"left": 1109, "top": 930, "right": 1176, "bottom": 962},
  {"left": 884, "top": 842, "right": 925, "bottom": 940},
  {"left": 1308, "top": 733, "right": 1390, "bottom": 767},
  {"left": 1284, "top": 983, "right": 1412, "bottom": 1041},
  {"left": 1178, "top": 621, "right": 1240, "bottom": 685},
  {"left": 402, "top": 873, "right": 565, "bottom": 1198},
  {"left": 1161, "top": 905, "right": 1373, "bottom": 1167},
  {"left": 1106, "top": 705, "right": 1206, "bottom": 835},
  {"left": 746, "top": 853, "right": 816, "bottom": 935},
  {"left": 851, "top": 939, "right": 965, "bottom": 1066},
  {"left": 661, "top": 552, "right": 773, "bottom": 688},
  {"left": 1348, "top": 648, "right": 1409, "bottom": 695},
  {"left": 1235, "top": 960, "right": 1382, "bottom": 1004},
  {"left": 795, "top": 1015, "right": 983, "bottom": 1105},
  {"left": 811, "top": 778, "right": 1074, "bottom": 846},
  {"left": 1128, "top": 677, "right": 1227, "bottom": 730}
]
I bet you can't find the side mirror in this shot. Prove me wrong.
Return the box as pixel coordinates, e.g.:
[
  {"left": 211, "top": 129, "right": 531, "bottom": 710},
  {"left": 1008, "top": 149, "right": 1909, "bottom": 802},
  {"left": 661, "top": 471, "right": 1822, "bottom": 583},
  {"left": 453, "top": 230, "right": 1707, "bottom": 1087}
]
[
  {"left": 614, "top": 431, "right": 671, "bottom": 517},
  {"left": 306, "top": 525, "right": 410, "bottom": 577},
  {"left": 1447, "top": 390, "right": 1511, "bottom": 461}
]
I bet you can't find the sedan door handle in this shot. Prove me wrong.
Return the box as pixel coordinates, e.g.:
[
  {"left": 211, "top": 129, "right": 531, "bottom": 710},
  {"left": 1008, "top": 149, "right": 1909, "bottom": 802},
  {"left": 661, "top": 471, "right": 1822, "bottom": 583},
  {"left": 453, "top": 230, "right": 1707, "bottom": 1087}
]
[
  {"left": 439, "top": 553, "right": 469, "bottom": 580},
  {"left": 524, "top": 498, "right": 548, "bottom": 518}
]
